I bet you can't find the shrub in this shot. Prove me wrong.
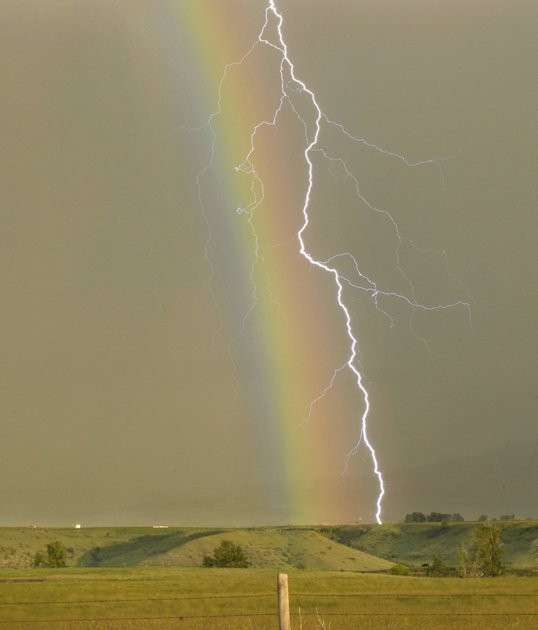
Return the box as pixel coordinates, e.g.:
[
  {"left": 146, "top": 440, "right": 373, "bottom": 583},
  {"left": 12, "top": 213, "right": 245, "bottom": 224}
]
[
  {"left": 33, "top": 541, "right": 67, "bottom": 568},
  {"left": 202, "top": 540, "right": 249, "bottom": 568}
]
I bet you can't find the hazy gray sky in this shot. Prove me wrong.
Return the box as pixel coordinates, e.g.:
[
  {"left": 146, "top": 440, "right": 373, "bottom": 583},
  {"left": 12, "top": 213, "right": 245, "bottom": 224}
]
[{"left": 1, "top": 0, "right": 536, "bottom": 525}]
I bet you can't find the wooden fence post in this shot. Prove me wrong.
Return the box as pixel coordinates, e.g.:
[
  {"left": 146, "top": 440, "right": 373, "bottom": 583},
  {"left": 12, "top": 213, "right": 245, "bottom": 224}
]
[{"left": 277, "top": 572, "right": 291, "bottom": 630}]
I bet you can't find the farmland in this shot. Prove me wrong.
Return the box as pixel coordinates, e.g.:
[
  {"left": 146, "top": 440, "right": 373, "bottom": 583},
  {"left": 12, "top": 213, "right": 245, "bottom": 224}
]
[
  {"left": 1, "top": 523, "right": 537, "bottom": 628},
  {"left": 1, "top": 567, "right": 538, "bottom": 629}
]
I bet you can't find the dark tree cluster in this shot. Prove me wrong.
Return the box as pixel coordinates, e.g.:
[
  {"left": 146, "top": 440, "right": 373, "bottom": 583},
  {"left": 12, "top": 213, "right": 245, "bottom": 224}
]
[
  {"left": 423, "top": 555, "right": 452, "bottom": 577},
  {"left": 33, "top": 541, "right": 68, "bottom": 568},
  {"left": 202, "top": 540, "right": 250, "bottom": 568},
  {"left": 499, "top": 514, "right": 516, "bottom": 521},
  {"left": 404, "top": 512, "right": 464, "bottom": 523}
]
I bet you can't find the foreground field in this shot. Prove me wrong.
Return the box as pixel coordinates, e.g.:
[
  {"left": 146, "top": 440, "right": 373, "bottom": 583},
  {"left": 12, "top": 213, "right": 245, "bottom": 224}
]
[{"left": 0, "top": 567, "right": 537, "bottom": 629}]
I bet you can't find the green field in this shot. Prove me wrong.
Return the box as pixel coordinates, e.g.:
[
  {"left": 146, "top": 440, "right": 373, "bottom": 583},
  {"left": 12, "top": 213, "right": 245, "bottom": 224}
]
[
  {"left": 0, "top": 567, "right": 537, "bottom": 629},
  {"left": 1, "top": 524, "right": 537, "bottom": 628}
]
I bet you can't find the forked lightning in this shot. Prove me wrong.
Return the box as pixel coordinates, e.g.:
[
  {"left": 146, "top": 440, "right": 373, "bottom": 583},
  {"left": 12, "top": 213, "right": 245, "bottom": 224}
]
[{"left": 192, "top": 1, "right": 472, "bottom": 524}]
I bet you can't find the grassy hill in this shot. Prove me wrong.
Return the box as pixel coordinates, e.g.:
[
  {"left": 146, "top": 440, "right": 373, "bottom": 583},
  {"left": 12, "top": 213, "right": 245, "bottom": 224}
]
[
  {"left": 140, "top": 528, "right": 392, "bottom": 571},
  {"left": 1, "top": 521, "right": 537, "bottom": 572},
  {"left": 321, "top": 520, "right": 538, "bottom": 570},
  {"left": 0, "top": 526, "right": 391, "bottom": 572}
]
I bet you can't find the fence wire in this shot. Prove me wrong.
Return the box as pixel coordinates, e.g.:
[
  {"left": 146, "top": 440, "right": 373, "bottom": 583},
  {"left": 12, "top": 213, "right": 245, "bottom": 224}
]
[{"left": 1, "top": 585, "right": 537, "bottom": 625}]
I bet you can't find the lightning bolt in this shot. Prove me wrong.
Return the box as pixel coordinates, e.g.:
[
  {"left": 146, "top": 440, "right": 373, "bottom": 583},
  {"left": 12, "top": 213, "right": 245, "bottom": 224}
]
[{"left": 189, "top": 1, "right": 473, "bottom": 524}]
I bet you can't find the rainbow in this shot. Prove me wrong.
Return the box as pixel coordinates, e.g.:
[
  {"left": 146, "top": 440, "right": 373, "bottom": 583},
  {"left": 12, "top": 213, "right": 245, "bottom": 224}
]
[{"left": 138, "top": 1, "right": 374, "bottom": 523}]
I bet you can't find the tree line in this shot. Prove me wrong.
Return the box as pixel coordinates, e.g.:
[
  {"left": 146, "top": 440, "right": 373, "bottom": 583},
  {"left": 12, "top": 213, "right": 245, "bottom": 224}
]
[
  {"left": 404, "top": 512, "right": 520, "bottom": 523},
  {"left": 404, "top": 512, "right": 464, "bottom": 523}
]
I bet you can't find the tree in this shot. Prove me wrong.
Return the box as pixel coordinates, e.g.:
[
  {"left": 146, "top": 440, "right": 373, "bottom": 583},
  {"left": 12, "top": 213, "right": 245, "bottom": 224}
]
[
  {"left": 429, "top": 512, "right": 453, "bottom": 523},
  {"left": 45, "top": 541, "right": 67, "bottom": 567},
  {"left": 32, "top": 551, "right": 46, "bottom": 568},
  {"left": 457, "top": 544, "right": 470, "bottom": 578},
  {"left": 404, "top": 512, "right": 426, "bottom": 523},
  {"left": 458, "top": 524, "right": 503, "bottom": 577},
  {"left": 426, "top": 555, "right": 450, "bottom": 577},
  {"left": 474, "top": 524, "right": 503, "bottom": 576},
  {"left": 404, "top": 512, "right": 465, "bottom": 523},
  {"left": 34, "top": 541, "right": 67, "bottom": 568},
  {"left": 477, "top": 514, "right": 488, "bottom": 522},
  {"left": 202, "top": 540, "right": 249, "bottom": 568}
]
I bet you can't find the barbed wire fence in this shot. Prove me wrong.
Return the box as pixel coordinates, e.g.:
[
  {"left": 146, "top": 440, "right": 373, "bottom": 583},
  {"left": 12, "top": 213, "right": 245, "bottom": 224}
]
[{"left": 0, "top": 573, "right": 537, "bottom": 627}]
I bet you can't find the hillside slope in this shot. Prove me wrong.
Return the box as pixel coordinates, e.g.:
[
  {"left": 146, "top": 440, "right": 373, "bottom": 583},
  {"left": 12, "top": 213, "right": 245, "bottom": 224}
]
[
  {"left": 321, "top": 521, "right": 538, "bottom": 569},
  {"left": 0, "top": 526, "right": 392, "bottom": 571},
  {"left": 143, "top": 528, "right": 393, "bottom": 571},
  {"left": 2, "top": 522, "right": 536, "bottom": 571}
]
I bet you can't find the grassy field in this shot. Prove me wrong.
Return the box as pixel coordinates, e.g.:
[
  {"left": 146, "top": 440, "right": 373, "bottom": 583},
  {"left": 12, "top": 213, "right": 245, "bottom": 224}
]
[{"left": 0, "top": 567, "right": 537, "bottom": 629}]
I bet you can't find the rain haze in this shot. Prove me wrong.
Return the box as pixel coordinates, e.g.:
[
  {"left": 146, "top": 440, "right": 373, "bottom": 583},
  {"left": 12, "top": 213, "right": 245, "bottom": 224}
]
[{"left": 1, "top": 0, "right": 536, "bottom": 526}]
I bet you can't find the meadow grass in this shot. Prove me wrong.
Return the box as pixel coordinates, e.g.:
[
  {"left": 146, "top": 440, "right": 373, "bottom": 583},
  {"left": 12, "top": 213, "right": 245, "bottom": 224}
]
[
  {"left": 322, "top": 520, "right": 538, "bottom": 570},
  {"left": 2, "top": 522, "right": 538, "bottom": 572},
  {"left": 0, "top": 527, "right": 391, "bottom": 572},
  {"left": 0, "top": 567, "right": 537, "bottom": 629}
]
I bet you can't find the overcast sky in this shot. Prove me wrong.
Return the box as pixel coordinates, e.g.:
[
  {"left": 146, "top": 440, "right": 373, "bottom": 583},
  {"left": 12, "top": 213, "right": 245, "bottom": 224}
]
[{"left": 1, "top": 0, "right": 536, "bottom": 525}]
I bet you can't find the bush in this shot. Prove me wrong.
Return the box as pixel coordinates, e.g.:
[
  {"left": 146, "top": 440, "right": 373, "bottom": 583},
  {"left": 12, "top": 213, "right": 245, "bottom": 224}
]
[
  {"left": 33, "top": 541, "right": 67, "bottom": 568},
  {"left": 427, "top": 555, "right": 451, "bottom": 577},
  {"left": 32, "top": 551, "right": 45, "bottom": 568},
  {"left": 202, "top": 540, "right": 249, "bottom": 568},
  {"left": 390, "top": 563, "right": 410, "bottom": 576}
]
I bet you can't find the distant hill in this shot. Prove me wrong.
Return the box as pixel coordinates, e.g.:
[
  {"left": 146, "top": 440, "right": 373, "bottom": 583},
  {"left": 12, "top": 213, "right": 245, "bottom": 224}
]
[
  {"left": 1, "top": 521, "right": 536, "bottom": 571},
  {"left": 0, "top": 526, "right": 391, "bottom": 572},
  {"left": 321, "top": 521, "right": 538, "bottom": 570},
  {"left": 138, "top": 528, "right": 393, "bottom": 571}
]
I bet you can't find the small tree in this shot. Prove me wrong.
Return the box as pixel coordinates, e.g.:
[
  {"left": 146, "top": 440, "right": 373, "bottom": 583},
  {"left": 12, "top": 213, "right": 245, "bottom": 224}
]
[
  {"left": 475, "top": 524, "right": 503, "bottom": 576},
  {"left": 46, "top": 541, "right": 67, "bottom": 567},
  {"left": 427, "top": 555, "right": 450, "bottom": 577},
  {"left": 458, "top": 524, "right": 503, "bottom": 577},
  {"left": 202, "top": 540, "right": 249, "bottom": 568},
  {"left": 33, "top": 551, "right": 46, "bottom": 568},
  {"left": 457, "top": 544, "right": 470, "bottom": 578},
  {"left": 34, "top": 541, "right": 67, "bottom": 568}
]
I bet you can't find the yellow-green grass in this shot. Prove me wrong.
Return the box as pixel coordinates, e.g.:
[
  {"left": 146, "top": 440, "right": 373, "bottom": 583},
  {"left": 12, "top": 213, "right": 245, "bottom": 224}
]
[
  {"left": 0, "top": 527, "right": 222, "bottom": 569},
  {"left": 2, "top": 521, "right": 538, "bottom": 573},
  {"left": 0, "top": 567, "right": 537, "bottom": 629},
  {"left": 322, "top": 521, "right": 538, "bottom": 570},
  {"left": 0, "top": 527, "right": 391, "bottom": 571},
  {"left": 144, "top": 528, "right": 393, "bottom": 571}
]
